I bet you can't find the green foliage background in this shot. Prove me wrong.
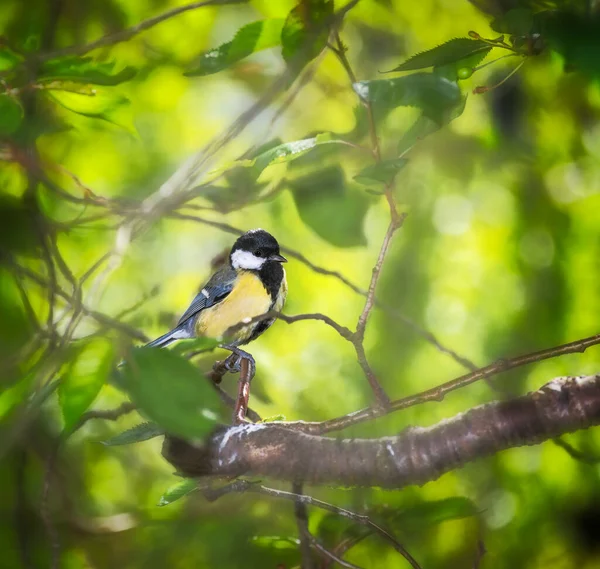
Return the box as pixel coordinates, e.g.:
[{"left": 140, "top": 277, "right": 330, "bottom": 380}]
[{"left": 1, "top": 0, "right": 600, "bottom": 567}]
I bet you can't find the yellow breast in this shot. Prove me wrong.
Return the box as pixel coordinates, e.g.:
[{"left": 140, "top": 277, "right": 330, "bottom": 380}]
[{"left": 195, "top": 271, "right": 272, "bottom": 341}]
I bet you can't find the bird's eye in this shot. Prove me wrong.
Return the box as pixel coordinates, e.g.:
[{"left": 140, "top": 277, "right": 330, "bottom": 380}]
[{"left": 255, "top": 248, "right": 264, "bottom": 257}]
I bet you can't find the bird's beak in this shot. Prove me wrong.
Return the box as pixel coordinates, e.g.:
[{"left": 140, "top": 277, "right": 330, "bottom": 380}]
[{"left": 269, "top": 253, "right": 287, "bottom": 263}]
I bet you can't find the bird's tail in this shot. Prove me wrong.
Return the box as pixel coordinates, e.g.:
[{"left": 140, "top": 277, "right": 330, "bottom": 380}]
[{"left": 145, "top": 327, "right": 188, "bottom": 349}]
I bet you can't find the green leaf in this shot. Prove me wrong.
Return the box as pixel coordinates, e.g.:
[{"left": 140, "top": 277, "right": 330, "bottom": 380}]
[
  {"left": 169, "top": 337, "right": 220, "bottom": 356},
  {"left": 397, "top": 95, "right": 467, "bottom": 155},
  {"left": 353, "top": 73, "right": 462, "bottom": 124},
  {"left": 433, "top": 48, "right": 493, "bottom": 82},
  {"left": 59, "top": 338, "right": 114, "bottom": 432},
  {"left": 0, "top": 47, "right": 22, "bottom": 71},
  {"left": 545, "top": 13, "right": 600, "bottom": 79},
  {"left": 0, "top": 94, "right": 24, "bottom": 135},
  {"left": 185, "top": 19, "right": 285, "bottom": 76},
  {"left": 354, "top": 158, "right": 408, "bottom": 186},
  {"left": 251, "top": 536, "right": 300, "bottom": 550},
  {"left": 46, "top": 89, "right": 135, "bottom": 133},
  {"left": 219, "top": 133, "right": 347, "bottom": 181},
  {"left": 118, "top": 348, "right": 222, "bottom": 439},
  {"left": 388, "top": 497, "right": 479, "bottom": 529},
  {"left": 491, "top": 8, "right": 535, "bottom": 36},
  {"left": 102, "top": 422, "right": 164, "bottom": 446},
  {"left": 289, "top": 165, "right": 370, "bottom": 248},
  {"left": 0, "top": 195, "right": 38, "bottom": 255},
  {"left": 387, "top": 38, "right": 492, "bottom": 73},
  {"left": 39, "top": 56, "right": 136, "bottom": 85},
  {"left": 281, "top": 0, "right": 333, "bottom": 66},
  {"left": 158, "top": 478, "right": 199, "bottom": 506}
]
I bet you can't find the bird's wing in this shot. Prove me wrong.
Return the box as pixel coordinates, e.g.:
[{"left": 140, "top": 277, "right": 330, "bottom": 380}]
[{"left": 176, "top": 266, "right": 236, "bottom": 326}]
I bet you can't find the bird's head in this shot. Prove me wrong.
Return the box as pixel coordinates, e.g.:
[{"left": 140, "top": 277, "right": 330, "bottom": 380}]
[{"left": 230, "top": 229, "right": 287, "bottom": 270}]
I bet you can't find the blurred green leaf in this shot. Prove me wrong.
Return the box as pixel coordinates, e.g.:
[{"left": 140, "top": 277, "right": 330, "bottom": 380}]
[
  {"left": 185, "top": 19, "right": 285, "bottom": 76},
  {"left": 0, "top": 93, "right": 24, "bottom": 135},
  {"left": 0, "top": 46, "right": 22, "bottom": 71},
  {"left": 545, "top": 13, "right": 600, "bottom": 78},
  {"left": 46, "top": 89, "right": 136, "bottom": 133},
  {"left": 387, "top": 38, "right": 492, "bottom": 72},
  {"left": 0, "top": 195, "right": 38, "bottom": 255},
  {"left": 289, "top": 165, "right": 370, "bottom": 247},
  {"left": 118, "top": 348, "right": 222, "bottom": 439},
  {"left": 158, "top": 478, "right": 199, "bottom": 506},
  {"left": 102, "top": 422, "right": 164, "bottom": 446},
  {"left": 59, "top": 338, "right": 114, "bottom": 432},
  {"left": 353, "top": 73, "right": 462, "bottom": 123},
  {"left": 354, "top": 158, "right": 408, "bottom": 186},
  {"left": 39, "top": 56, "right": 136, "bottom": 85},
  {"left": 491, "top": 8, "right": 534, "bottom": 35},
  {"left": 397, "top": 95, "right": 466, "bottom": 154},
  {"left": 388, "top": 497, "right": 479, "bottom": 529},
  {"left": 281, "top": 0, "right": 333, "bottom": 66},
  {"left": 251, "top": 536, "right": 300, "bottom": 550},
  {"left": 169, "top": 337, "right": 220, "bottom": 355}
]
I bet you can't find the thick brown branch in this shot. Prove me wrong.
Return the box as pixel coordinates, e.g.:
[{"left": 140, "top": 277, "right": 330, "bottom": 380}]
[{"left": 163, "top": 375, "right": 600, "bottom": 488}]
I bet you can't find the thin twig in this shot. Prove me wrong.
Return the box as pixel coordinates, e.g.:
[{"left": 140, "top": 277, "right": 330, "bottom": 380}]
[
  {"left": 288, "top": 332, "right": 600, "bottom": 435},
  {"left": 307, "top": 532, "right": 364, "bottom": 569},
  {"left": 38, "top": 0, "right": 247, "bottom": 61},
  {"left": 10, "top": 262, "right": 148, "bottom": 341},
  {"left": 553, "top": 437, "right": 600, "bottom": 464},
  {"left": 202, "top": 480, "right": 420, "bottom": 568},
  {"left": 293, "top": 481, "right": 316, "bottom": 569},
  {"left": 172, "top": 212, "right": 477, "bottom": 371}
]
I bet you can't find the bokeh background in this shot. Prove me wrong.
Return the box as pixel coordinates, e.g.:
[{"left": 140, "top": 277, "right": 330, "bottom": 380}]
[{"left": 1, "top": 0, "right": 600, "bottom": 567}]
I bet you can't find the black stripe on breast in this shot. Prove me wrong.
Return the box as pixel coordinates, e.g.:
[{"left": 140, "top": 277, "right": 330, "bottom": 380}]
[{"left": 259, "top": 261, "right": 284, "bottom": 302}]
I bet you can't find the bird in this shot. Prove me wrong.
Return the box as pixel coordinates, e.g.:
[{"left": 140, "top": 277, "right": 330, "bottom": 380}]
[{"left": 145, "top": 229, "right": 287, "bottom": 367}]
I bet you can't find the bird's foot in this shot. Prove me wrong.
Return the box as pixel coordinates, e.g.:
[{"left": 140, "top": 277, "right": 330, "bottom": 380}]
[
  {"left": 221, "top": 345, "right": 256, "bottom": 378},
  {"left": 221, "top": 345, "right": 256, "bottom": 425}
]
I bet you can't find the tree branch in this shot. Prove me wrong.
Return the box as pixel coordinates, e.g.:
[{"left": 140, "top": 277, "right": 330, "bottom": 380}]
[
  {"left": 163, "top": 374, "right": 600, "bottom": 488},
  {"left": 39, "top": 0, "right": 246, "bottom": 61}
]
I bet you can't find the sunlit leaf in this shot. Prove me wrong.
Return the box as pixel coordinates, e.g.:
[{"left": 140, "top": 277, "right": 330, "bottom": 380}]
[
  {"left": 118, "top": 348, "right": 222, "bottom": 439},
  {"left": 46, "top": 89, "right": 136, "bottom": 133},
  {"left": 281, "top": 0, "right": 333, "bottom": 66},
  {"left": 59, "top": 338, "right": 114, "bottom": 432},
  {"left": 0, "top": 93, "right": 24, "bottom": 135},
  {"left": 353, "top": 73, "right": 462, "bottom": 123},
  {"left": 39, "top": 56, "right": 136, "bottom": 85},
  {"left": 354, "top": 158, "right": 408, "bottom": 186},
  {"left": 289, "top": 165, "right": 370, "bottom": 247},
  {"left": 387, "top": 38, "right": 492, "bottom": 72},
  {"left": 102, "top": 422, "right": 164, "bottom": 446},
  {"left": 251, "top": 536, "right": 300, "bottom": 550},
  {"left": 220, "top": 133, "right": 347, "bottom": 181},
  {"left": 158, "top": 478, "right": 199, "bottom": 506},
  {"left": 185, "top": 19, "right": 285, "bottom": 76}
]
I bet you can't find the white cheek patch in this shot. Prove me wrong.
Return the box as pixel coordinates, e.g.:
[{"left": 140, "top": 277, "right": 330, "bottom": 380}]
[{"left": 231, "top": 249, "right": 265, "bottom": 270}]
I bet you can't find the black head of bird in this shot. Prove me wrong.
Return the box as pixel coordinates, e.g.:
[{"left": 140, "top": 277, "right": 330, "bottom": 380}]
[{"left": 230, "top": 229, "right": 287, "bottom": 270}]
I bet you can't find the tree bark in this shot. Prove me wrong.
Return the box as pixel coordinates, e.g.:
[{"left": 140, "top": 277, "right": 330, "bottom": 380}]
[{"left": 162, "top": 374, "right": 600, "bottom": 488}]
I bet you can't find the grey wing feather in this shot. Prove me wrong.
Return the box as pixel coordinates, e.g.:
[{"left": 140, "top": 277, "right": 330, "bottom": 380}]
[{"left": 176, "top": 265, "right": 236, "bottom": 326}]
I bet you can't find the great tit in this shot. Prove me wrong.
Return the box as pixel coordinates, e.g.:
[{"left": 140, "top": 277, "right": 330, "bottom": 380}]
[{"left": 146, "top": 229, "right": 287, "bottom": 350}]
